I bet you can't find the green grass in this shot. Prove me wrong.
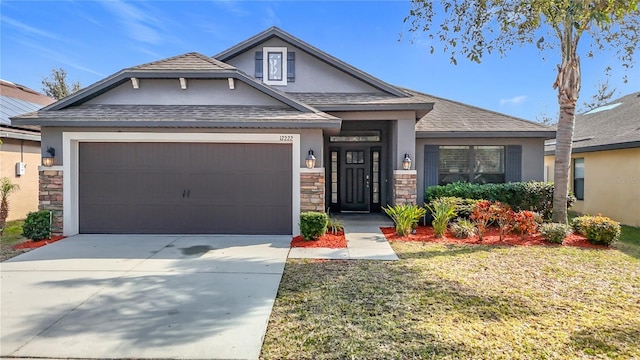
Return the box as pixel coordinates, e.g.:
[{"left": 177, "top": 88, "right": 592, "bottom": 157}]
[
  {"left": 1, "top": 220, "right": 26, "bottom": 246},
  {"left": 262, "top": 229, "right": 640, "bottom": 359}
]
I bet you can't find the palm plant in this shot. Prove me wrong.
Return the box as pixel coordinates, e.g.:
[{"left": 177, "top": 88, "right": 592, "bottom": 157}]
[
  {"left": 383, "top": 203, "right": 426, "bottom": 237},
  {"left": 426, "top": 201, "right": 456, "bottom": 238},
  {"left": 0, "top": 177, "right": 20, "bottom": 235}
]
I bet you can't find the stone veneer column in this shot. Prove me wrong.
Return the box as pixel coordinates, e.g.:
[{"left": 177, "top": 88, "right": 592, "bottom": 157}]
[
  {"left": 393, "top": 170, "right": 417, "bottom": 205},
  {"left": 300, "top": 168, "right": 325, "bottom": 212},
  {"left": 39, "top": 167, "right": 63, "bottom": 235}
]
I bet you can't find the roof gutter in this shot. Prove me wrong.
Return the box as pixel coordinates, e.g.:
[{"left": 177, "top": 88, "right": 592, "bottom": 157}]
[{"left": 417, "top": 131, "right": 556, "bottom": 139}]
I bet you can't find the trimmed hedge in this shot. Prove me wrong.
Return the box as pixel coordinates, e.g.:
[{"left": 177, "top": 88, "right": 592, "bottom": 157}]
[
  {"left": 300, "top": 212, "right": 328, "bottom": 241},
  {"left": 572, "top": 215, "right": 621, "bottom": 246},
  {"left": 425, "top": 181, "right": 575, "bottom": 220},
  {"left": 22, "top": 210, "right": 51, "bottom": 241},
  {"left": 539, "top": 223, "right": 572, "bottom": 244}
]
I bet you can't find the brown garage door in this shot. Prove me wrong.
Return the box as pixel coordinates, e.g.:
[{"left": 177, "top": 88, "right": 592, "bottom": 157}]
[{"left": 79, "top": 142, "right": 292, "bottom": 234}]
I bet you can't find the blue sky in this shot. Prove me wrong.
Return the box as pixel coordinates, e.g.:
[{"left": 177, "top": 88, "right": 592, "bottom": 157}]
[{"left": 1, "top": 0, "right": 637, "bottom": 121}]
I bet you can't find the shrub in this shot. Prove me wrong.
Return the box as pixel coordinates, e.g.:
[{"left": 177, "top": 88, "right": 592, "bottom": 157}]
[
  {"left": 571, "top": 216, "right": 590, "bottom": 235},
  {"left": 327, "top": 216, "right": 344, "bottom": 234},
  {"left": 429, "top": 197, "right": 479, "bottom": 220},
  {"left": 580, "top": 215, "right": 620, "bottom": 246},
  {"left": 426, "top": 201, "right": 456, "bottom": 238},
  {"left": 425, "top": 181, "right": 576, "bottom": 220},
  {"left": 512, "top": 211, "right": 539, "bottom": 241},
  {"left": 539, "top": 223, "right": 572, "bottom": 244},
  {"left": 470, "top": 200, "right": 493, "bottom": 241},
  {"left": 492, "top": 202, "right": 514, "bottom": 241},
  {"left": 383, "top": 203, "right": 427, "bottom": 237},
  {"left": 22, "top": 210, "right": 51, "bottom": 241},
  {"left": 299, "top": 212, "right": 328, "bottom": 241},
  {"left": 450, "top": 219, "right": 476, "bottom": 239}
]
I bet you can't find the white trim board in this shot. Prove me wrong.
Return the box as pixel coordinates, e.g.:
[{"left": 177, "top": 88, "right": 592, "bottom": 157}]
[{"left": 62, "top": 132, "right": 301, "bottom": 236}]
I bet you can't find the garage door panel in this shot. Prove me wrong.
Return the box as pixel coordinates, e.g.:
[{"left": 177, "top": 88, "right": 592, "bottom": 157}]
[{"left": 79, "top": 142, "right": 292, "bottom": 234}]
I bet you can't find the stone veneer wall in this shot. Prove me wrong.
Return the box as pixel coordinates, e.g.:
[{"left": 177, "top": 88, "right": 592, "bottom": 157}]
[
  {"left": 300, "top": 169, "right": 325, "bottom": 212},
  {"left": 393, "top": 170, "right": 417, "bottom": 205},
  {"left": 39, "top": 168, "right": 63, "bottom": 235}
]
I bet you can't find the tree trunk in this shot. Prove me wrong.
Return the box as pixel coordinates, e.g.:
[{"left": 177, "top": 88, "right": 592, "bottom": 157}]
[{"left": 552, "top": 55, "right": 581, "bottom": 224}]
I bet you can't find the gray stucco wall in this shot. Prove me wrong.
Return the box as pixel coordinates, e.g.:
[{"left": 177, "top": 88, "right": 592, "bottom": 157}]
[
  {"left": 224, "top": 38, "right": 380, "bottom": 93},
  {"left": 40, "top": 127, "right": 324, "bottom": 168},
  {"left": 85, "top": 79, "right": 283, "bottom": 106},
  {"left": 415, "top": 137, "right": 546, "bottom": 205}
]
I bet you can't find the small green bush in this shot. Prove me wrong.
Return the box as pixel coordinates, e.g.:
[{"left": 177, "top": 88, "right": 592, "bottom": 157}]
[
  {"left": 383, "top": 203, "right": 426, "bottom": 237},
  {"left": 300, "top": 212, "right": 328, "bottom": 241},
  {"left": 571, "top": 216, "right": 590, "bottom": 235},
  {"left": 426, "top": 201, "right": 456, "bottom": 238},
  {"left": 327, "top": 216, "right": 344, "bottom": 234},
  {"left": 539, "top": 223, "right": 572, "bottom": 244},
  {"left": 22, "top": 210, "right": 51, "bottom": 241},
  {"left": 572, "top": 215, "right": 621, "bottom": 246},
  {"left": 425, "top": 181, "right": 575, "bottom": 220},
  {"left": 450, "top": 219, "right": 476, "bottom": 239}
]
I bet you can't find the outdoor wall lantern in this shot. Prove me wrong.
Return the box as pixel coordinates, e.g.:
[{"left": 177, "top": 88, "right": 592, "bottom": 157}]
[
  {"left": 402, "top": 153, "right": 412, "bottom": 170},
  {"left": 305, "top": 149, "right": 317, "bottom": 169},
  {"left": 42, "top": 147, "right": 56, "bottom": 167}
]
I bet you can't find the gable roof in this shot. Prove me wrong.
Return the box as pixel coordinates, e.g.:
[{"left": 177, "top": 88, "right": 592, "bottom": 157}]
[
  {"left": 214, "top": 26, "right": 408, "bottom": 98},
  {"left": 412, "top": 90, "right": 555, "bottom": 138},
  {"left": 12, "top": 51, "right": 327, "bottom": 117},
  {"left": 546, "top": 92, "right": 640, "bottom": 154}
]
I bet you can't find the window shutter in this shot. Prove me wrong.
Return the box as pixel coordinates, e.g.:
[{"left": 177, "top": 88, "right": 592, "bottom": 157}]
[
  {"left": 255, "top": 51, "right": 263, "bottom": 79},
  {"left": 424, "top": 145, "right": 439, "bottom": 188},
  {"left": 287, "top": 52, "right": 295, "bottom": 82},
  {"left": 505, "top": 145, "right": 522, "bottom": 182}
]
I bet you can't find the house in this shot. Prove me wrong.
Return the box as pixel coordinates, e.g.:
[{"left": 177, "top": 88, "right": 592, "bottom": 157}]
[
  {"left": 545, "top": 92, "right": 640, "bottom": 227},
  {"left": 1, "top": 79, "right": 55, "bottom": 221},
  {"left": 12, "top": 27, "right": 554, "bottom": 236}
]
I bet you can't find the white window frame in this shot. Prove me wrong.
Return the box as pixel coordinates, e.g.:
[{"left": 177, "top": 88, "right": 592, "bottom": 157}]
[{"left": 263, "top": 47, "right": 287, "bottom": 86}]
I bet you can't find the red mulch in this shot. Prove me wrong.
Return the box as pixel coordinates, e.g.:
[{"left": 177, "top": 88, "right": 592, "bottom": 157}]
[
  {"left": 13, "top": 236, "right": 66, "bottom": 250},
  {"left": 291, "top": 231, "right": 346, "bottom": 248},
  {"left": 381, "top": 226, "right": 608, "bottom": 249}
]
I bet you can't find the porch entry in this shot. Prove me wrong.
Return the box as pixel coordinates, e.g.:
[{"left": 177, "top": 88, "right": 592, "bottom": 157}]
[{"left": 328, "top": 146, "right": 381, "bottom": 213}]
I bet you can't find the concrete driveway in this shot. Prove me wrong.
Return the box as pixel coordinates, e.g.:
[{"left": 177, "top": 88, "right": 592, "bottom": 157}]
[{"left": 0, "top": 234, "right": 291, "bottom": 360}]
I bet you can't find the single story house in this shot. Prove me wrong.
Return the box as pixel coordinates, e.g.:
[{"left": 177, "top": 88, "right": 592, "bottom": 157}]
[
  {"left": 545, "top": 92, "right": 640, "bottom": 227},
  {"left": 12, "top": 27, "right": 554, "bottom": 236},
  {"left": 1, "top": 79, "right": 54, "bottom": 221}
]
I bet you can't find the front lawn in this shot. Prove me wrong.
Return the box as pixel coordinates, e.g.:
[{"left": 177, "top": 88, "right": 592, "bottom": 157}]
[
  {"left": 261, "top": 227, "right": 640, "bottom": 359},
  {"left": 1, "top": 220, "right": 30, "bottom": 261}
]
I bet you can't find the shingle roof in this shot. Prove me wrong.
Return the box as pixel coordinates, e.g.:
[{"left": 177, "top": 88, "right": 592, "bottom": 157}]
[
  {"left": 14, "top": 104, "right": 341, "bottom": 129},
  {"left": 412, "top": 89, "right": 554, "bottom": 137},
  {"left": 129, "top": 52, "right": 235, "bottom": 71},
  {"left": 288, "top": 92, "right": 433, "bottom": 106}
]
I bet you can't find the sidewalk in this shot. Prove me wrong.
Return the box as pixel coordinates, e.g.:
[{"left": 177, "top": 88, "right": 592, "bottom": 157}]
[{"left": 288, "top": 213, "right": 398, "bottom": 261}]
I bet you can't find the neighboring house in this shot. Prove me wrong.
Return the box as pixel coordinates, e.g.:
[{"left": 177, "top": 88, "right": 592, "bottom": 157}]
[
  {"left": 1, "top": 79, "right": 55, "bottom": 221},
  {"left": 12, "top": 27, "right": 554, "bottom": 236},
  {"left": 545, "top": 92, "right": 640, "bottom": 227}
]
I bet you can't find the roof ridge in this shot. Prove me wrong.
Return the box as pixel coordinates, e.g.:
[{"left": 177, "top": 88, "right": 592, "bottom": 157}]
[{"left": 128, "top": 52, "right": 235, "bottom": 70}]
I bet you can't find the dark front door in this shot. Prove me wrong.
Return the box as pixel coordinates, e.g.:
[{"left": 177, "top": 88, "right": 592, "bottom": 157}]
[{"left": 340, "top": 148, "right": 370, "bottom": 211}]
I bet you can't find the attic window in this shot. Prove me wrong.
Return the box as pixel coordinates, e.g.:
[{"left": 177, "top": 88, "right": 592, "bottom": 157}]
[{"left": 255, "top": 47, "right": 294, "bottom": 86}]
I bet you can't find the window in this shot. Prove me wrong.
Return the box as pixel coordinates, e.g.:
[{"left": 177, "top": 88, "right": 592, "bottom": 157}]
[
  {"left": 255, "top": 48, "right": 295, "bottom": 84},
  {"left": 329, "top": 131, "right": 381, "bottom": 142},
  {"left": 438, "top": 146, "right": 505, "bottom": 185},
  {"left": 573, "top": 158, "right": 584, "bottom": 200}
]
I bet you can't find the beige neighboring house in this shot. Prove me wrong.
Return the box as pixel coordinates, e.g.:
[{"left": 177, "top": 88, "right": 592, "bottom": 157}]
[
  {"left": 1, "top": 79, "right": 55, "bottom": 221},
  {"left": 545, "top": 92, "right": 640, "bottom": 227}
]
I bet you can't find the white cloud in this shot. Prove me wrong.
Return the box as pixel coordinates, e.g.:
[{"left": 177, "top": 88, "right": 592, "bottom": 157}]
[
  {"left": 500, "top": 95, "right": 527, "bottom": 106},
  {"left": 100, "top": 0, "right": 164, "bottom": 45},
  {"left": 2, "top": 16, "right": 67, "bottom": 42}
]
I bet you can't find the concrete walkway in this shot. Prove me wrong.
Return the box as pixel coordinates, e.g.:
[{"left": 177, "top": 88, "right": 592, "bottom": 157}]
[{"left": 288, "top": 213, "right": 398, "bottom": 261}]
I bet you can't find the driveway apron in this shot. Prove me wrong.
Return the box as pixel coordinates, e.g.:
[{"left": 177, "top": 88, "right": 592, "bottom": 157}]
[{"left": 0, "top": 234, "right": 291, "bottom": 360}]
